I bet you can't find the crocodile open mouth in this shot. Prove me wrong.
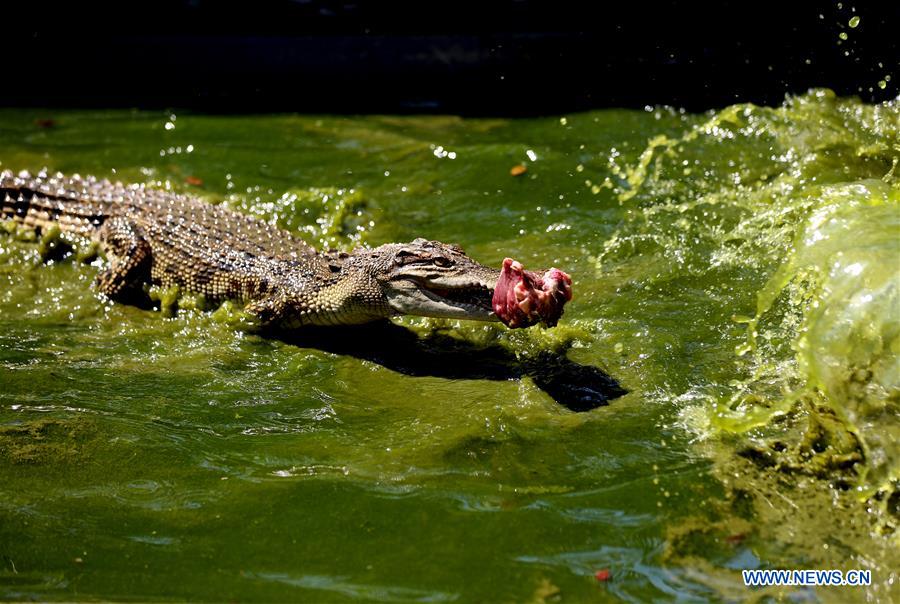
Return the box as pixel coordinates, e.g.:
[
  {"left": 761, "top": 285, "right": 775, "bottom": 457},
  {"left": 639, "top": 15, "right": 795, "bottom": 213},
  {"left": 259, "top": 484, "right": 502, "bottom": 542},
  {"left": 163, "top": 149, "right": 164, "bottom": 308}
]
[
  {"left": 492, "top": 258, "right": 572, "bottom": 328},
  {"left": 425, "top": 283, "right": 494, "bottom": 310}
]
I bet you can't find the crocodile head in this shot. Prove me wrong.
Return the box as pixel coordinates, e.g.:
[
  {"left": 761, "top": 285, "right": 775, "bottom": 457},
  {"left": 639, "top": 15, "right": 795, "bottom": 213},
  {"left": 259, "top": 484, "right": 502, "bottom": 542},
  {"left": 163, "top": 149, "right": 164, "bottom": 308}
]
[
  {"left": 375, "top": 238, "right": 500, "bottom": 321},
  {"left": 309, "top": 239, "right": 570, "bottom": 328}
]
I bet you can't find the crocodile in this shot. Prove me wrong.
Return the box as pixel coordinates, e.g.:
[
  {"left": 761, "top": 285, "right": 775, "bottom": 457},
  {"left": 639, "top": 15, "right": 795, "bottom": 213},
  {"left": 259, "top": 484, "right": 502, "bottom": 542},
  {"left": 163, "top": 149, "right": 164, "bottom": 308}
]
[{"left": 1, "top": 169, "right": 571, "bottom": 328}]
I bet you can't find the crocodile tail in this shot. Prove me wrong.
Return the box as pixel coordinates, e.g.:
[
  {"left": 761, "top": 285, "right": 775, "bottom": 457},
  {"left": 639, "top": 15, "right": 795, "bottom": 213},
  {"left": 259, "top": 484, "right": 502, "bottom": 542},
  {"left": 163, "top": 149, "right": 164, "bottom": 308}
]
[{"left": 1, "top": 169, "right": 112, "bottom": 237}]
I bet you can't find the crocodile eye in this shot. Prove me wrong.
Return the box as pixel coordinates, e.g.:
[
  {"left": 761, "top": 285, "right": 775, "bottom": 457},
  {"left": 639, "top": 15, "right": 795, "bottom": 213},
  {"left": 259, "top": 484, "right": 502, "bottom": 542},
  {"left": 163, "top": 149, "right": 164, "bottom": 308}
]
[
  {"left": 394, "top": 250, "right": 416, "bottom": 265},
  {"left": 433, "top": 257, "right": 453, "bottom": 268}
]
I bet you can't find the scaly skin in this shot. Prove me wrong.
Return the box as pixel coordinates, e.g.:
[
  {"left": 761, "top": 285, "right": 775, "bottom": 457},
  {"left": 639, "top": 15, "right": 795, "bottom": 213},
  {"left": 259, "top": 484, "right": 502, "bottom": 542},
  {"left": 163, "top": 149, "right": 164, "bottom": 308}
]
[{"left": 1, "top": 169, "right": 501, "bottom": 327}]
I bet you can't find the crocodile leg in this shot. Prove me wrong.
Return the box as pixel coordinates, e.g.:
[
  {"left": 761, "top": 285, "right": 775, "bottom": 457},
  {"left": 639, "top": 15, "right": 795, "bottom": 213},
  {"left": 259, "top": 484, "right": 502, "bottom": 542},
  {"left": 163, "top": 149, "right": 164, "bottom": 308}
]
[
  {"left": 93, "top": 217, "right": 152, "bottom": 299},
  {"left": 244, "top": 295, "right": 291, "bottom": 327}
]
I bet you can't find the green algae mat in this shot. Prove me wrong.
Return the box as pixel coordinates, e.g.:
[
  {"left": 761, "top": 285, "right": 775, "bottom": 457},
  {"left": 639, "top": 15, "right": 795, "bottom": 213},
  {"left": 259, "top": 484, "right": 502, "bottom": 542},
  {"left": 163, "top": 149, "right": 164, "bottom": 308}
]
[{"left": 1, "top": 90, "right": 898, "bottom": 602}]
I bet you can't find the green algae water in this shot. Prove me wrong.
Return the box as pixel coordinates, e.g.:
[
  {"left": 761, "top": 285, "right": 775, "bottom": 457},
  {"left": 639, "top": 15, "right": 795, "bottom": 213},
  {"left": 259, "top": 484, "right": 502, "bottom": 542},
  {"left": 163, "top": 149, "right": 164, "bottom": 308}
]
[{"left": 1, "top": 90, "right": 898, "bottom": 602}]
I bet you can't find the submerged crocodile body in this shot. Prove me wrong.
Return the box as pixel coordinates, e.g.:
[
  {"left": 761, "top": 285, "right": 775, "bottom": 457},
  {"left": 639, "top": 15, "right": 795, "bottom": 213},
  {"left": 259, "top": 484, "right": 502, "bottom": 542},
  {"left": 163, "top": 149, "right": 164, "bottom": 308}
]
[{"left": 1, "top": 170, "right": 571, "bottom": 328}]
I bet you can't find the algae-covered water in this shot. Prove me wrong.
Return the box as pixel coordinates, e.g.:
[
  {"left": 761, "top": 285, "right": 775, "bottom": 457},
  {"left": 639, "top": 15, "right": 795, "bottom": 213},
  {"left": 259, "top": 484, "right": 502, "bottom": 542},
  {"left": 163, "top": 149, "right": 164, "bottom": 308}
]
[{"left": 1, "top": 91, "right": 898, "bottom": 602}]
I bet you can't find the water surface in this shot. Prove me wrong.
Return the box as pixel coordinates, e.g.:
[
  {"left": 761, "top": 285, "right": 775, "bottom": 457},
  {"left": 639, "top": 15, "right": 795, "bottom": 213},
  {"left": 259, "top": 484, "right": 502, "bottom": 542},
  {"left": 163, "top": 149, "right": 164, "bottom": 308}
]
[{"left": 1, "top": 91, "right": 898, "bottom": 602}]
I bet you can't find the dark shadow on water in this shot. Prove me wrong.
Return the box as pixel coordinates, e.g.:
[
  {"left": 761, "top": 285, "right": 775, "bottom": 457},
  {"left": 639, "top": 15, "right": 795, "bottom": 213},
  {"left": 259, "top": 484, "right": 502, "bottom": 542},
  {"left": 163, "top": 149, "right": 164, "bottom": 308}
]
[{"left": 269, "top": 321, "right": 626, "bottom": 412}]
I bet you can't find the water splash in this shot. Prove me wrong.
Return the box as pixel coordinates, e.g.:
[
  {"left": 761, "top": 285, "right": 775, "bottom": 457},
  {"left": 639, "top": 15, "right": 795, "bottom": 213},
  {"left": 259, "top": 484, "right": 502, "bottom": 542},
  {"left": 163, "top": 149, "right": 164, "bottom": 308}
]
[{"left": 597, "top": 89, "right": 899, "bottom": 497}]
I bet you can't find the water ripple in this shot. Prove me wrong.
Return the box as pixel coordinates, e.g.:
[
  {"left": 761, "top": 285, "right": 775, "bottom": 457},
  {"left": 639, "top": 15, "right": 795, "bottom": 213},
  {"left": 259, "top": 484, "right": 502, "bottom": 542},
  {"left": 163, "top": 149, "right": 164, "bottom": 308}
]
[{"left": 247, "top": 572, "right": 459, "bottom": 603}]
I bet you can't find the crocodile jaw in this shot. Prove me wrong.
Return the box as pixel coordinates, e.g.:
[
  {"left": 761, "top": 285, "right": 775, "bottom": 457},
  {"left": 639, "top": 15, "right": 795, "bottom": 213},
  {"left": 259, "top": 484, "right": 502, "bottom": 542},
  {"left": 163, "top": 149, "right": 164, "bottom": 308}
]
[{"left": 385, "top": 277, "right": 499, "bottom": 321}]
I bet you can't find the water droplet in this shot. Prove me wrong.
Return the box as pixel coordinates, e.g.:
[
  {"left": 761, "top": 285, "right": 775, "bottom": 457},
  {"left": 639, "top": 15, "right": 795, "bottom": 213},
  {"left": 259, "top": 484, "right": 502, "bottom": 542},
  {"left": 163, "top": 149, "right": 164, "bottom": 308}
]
[
  {"left": 839, "top": 32, "right": 848, "bottom": 41},
  {"left": 849, "top": 16, "right": 860, "bottom": 28},
  {"left": 878, "top": 80, "right": 887, "bottom": 89}
]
